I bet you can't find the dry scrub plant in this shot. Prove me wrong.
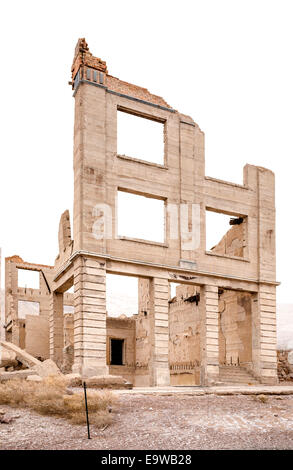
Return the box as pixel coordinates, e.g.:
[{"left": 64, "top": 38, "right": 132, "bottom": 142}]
[{"left": 0, "top": 376, "right": 116, "bottom": 427}]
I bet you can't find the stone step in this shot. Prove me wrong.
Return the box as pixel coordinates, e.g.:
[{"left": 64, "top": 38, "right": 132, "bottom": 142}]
[
  {"left": 220, "top": 378, "right": 259, "bottom": 384},
  {"left": 220, "top": 378, "right": 258, "bottom": 384},
  {"left": 220, "top": 368, "right": 254, "bottom": 375},
  {"left": 220, "top": 370, "right": 256, "bottom": 375},
  {"left": 220, "top": 373, "right": 256, "bottom": 379},
  {"left": 220, "top": 379, "right": 259, "bottom": 384},
  {"left": 219, "top": 366, "right": 259, "bottom": 385},
  {"left": 220, "top": 374, "right": 256, "bottom": 379}
]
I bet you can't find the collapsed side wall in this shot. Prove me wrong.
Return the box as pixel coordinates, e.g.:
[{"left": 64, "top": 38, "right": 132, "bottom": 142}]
[
  {"left": 5, "top": 256, "right": 75, "bottom": 361},
  {"left": 211, "top": 222, "right": 246, "bottom": 258},
  {"left": 5, "top": 257, "right": 54, "bottom": 359}
]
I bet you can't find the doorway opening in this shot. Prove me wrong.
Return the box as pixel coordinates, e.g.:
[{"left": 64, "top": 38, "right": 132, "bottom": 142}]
[
  {"left": 169, "top": 281, "right": 201, "bottom": 385},
  {"left": 110, "top": 338, "right": 124, "bottom": 365}
]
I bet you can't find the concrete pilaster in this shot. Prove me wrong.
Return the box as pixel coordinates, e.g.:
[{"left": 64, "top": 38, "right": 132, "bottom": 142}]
[
  {"left": 72, "top": 256, "right": 108, "bottom": 377},
  {"left": 252, "top": 285, "right": 278, "bottom": 384},
  {"left": 49, "top": 291, "right": 64, "bottom": 367},
  {"left": 149, "top": 277, "right": 170, "bottom": 386},
  {"left": 200, "top": 285, "right": 219, "bottom": 385}
]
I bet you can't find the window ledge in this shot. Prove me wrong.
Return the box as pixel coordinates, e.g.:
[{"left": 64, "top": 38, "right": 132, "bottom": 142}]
[
  {"left": 117, "top": 154, "right": 168, "bottom": 169},
  {"left": 205, "top": 251, "right": 250, "bottom": 262},
  {"left": 118, "top": 236, "right": 168, "bottom": 248},
  {"left": 205, "top": 176, "right": 249, "bottom": 190}
]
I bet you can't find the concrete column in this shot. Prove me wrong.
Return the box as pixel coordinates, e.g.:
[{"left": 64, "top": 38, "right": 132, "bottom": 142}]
[
  {"left": 49, "top": 291, "right": 64, "bottom": 367},
  {"left": 72, "top": 256, "right": 108, "bottom": 377},
  {"left": 149, "top": 277, "right": 170, "bottom": 386},
  {"left": 200, "top": 284, "right": 219, "bottom": 385},
  {"left": 252, "top": 285, "right": 278, "bottom": 384}
]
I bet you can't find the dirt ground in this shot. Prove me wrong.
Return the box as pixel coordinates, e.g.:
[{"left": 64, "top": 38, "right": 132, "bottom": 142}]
[{"left": 1, "top": 393, "right": 293, "bottom": 450}]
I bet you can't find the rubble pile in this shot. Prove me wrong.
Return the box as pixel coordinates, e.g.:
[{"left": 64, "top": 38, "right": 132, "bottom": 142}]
[
  {"left": 0, "top": 341, "right": 132, "bottom": 389},
  {"left": 277, "top": 350, "right": 293, "bottom": 381}
]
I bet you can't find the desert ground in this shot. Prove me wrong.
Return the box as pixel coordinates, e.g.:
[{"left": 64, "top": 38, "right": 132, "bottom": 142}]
[{"left": 1, "top": 393, "right": 293, "bottom": 450}]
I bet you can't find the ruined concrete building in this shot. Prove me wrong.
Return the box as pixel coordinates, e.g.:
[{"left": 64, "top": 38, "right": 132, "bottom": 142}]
[{"left": 4, "top": 39, "right": 278, "bottom": 386}]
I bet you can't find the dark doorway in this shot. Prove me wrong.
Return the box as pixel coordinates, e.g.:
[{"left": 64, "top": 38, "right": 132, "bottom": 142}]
[{"left": 110, "top": 339, "right": 124, "bottom": 365}]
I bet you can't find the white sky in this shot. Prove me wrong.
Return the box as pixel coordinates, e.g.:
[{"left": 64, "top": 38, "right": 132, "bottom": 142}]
[
  {"left": 117, "top": 111, "right": 164, "bottom": 164},
  {"left": 117, "top": 191, "right": 165, "bottom": 243},
  {"left": 0, "top": 0, "right": 293, "bottom": 317}
]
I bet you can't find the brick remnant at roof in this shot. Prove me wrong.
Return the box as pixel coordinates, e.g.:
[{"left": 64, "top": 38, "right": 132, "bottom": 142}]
[
  {"left": 106, "top": 75, "right": 172, "bottom": 109},
  {"left": 71, "top": 38, "right": 172, "bottom": 110},
  {"left": 71, "top": 38, "right": 108, "bottom": 81}
]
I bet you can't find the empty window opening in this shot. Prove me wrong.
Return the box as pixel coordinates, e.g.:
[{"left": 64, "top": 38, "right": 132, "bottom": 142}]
[
  {"left": 117, "top": 110, "right": 164, "bottom": 165},
  {"left": 18, "top": 269, "right": 40, "bottom": 289},
  {"left": 64, "top": 305, "right": 74, "bottom": 314},
  {"left": 110, "top": 339, "right": 124, "bottom": 365},
  {"left": 169, "top": 282, "right": 177, "bottom": 300},
  {"left": 206, "top": 209, "right": 245, "bottom": 257},
  {"left": 107, "top": 273, "right": 138, "bottom": 317},
  {"left": 117, "top": 190, "right": 165, "bottom": 243},
  {"left": 169, "top": 282, "right": 200, "bottom": 303},
  {"left": 18, "top": 301, "right": 40, "bottom": 319}
]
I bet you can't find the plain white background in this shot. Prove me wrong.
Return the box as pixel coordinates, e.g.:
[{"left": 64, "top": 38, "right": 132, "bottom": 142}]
[{"left": 0, "top": 0, "right": 292, "bottom": 318}]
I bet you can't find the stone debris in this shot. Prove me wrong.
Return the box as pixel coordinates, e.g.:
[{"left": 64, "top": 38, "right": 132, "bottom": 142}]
[
  {"left": 0, "top": 349, "right": 18, "bottom": 369},
  {"left": 277, "top": 350, "right": 293, "bottom": 382},
  {"left": 26, "top": 375, "right": 42, "bottom": 382},
  {"left": 0, "top": 412, "right": 21, "bottom": 425},
  {"left": 0, "top": 343, "right": 62, "bottom": 383},
  {"left": 64, "top": 373, "right": 83, "bottom": 387},
  {"left": 0, "top": 369, "right": 35, "bottom": 382},
  {"left": 0, "top": 415, "right": 13, "bottom": 424},
  {"left": 85, "top": 375, "right": 133, "bottom": 389},
  {"left": 32, "top": 359, "right": 61, "bottom": 378},
  {"left": 0, "top": 341, "right": 40, "bottom": 369},
  {"left": 64, "top": 373, "right": 132, "bottom": 389},
  {"left": 256, "top": 394, "right": 269, "bottom": 403},
  {"left": 288, "top": 350, "right": 293, "bottom": 366}
]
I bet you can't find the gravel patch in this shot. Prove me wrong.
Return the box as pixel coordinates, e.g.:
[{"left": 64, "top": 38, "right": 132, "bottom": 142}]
[{"left": 1, "top": 394, "right": 293, "bottom": 450}]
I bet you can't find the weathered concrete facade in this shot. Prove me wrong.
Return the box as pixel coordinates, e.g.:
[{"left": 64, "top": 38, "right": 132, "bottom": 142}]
[
  {"left": 4, "top": 255, "right": 74, "bottom": 362},
  {"left": 4, "top": 256, "right": 53, "bottom": 358},
  {"left": 4, "top": 38, "right": 278, "bottom": 386}
]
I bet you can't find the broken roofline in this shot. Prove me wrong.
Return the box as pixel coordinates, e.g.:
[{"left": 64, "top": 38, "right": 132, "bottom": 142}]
[
  {"left": 70, "top": 38, "right": 175, "bottom": 113},
  {"left": 5, "top": 256, "right": 53, "bottom": 271}
]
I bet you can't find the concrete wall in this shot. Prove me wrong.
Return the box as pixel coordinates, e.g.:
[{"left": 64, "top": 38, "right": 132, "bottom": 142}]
[
  {"left": 5, "top": 256, "right": 54, "bottom": 359},
  {"left": 211, "top": 221, "right": 246, "bottom": 258},
  {"left": 25, "top": 315, "right": 50, "bottom": 360},
  {"left": 107, "top": 316, "right": 135, "bottom": 383},
  {"left": 218, "top": 290, "right": 252, "bottom": 365},
  {"left": 134, "top": 310, "right": 151, "bottom": 386},
  {"left": 169, "top": 285, "right": 201, "bottom": 385}
]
